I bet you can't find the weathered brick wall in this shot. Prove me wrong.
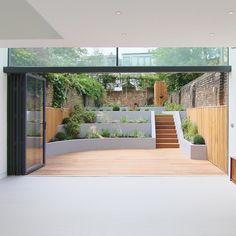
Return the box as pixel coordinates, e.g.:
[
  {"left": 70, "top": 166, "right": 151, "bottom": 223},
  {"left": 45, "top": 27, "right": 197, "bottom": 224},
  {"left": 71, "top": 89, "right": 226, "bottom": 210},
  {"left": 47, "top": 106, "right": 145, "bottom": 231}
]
[
  {"left": 46, "top": 85, "right": 85, "bottom": 109},
  {"left": 169, "top": 72, "right": 228, "bottom": 108},
  {"left": 105, "top": 88, "right": 154, "bottom": 107}
]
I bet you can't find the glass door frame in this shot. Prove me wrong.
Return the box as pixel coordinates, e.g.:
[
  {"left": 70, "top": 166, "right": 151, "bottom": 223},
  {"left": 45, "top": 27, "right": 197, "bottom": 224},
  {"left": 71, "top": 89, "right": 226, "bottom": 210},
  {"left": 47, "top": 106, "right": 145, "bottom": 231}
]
[{"left": 25, "top": 73, "right": 46, "bottom": 174}]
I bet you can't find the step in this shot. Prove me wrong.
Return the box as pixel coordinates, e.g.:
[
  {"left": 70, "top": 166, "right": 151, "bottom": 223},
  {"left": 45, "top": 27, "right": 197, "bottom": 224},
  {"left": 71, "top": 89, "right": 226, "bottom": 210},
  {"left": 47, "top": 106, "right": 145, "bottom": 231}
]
[
  {"left": 155, "top": 115, "right": 173, "bottom": 117},
  {"left": 156, "top": 121, "right": 175, "bottom": 125},
  {"left": 156, "top": 125, "right": 176, "bottom": 129},
  {"left": 157, "top": 129, "right": 177, "bottom": 134},
  {"left": 155, "top": 117, "right": 174, "bottom": 122},
  {"left": 156, "top": 138, "right": 179, "bottom": 143},
  {"left": 156, "top": 143, "right": 180, "bottom": 148},
  {"left": 157, "top": 134, "right": 178, "bottom": 138}
]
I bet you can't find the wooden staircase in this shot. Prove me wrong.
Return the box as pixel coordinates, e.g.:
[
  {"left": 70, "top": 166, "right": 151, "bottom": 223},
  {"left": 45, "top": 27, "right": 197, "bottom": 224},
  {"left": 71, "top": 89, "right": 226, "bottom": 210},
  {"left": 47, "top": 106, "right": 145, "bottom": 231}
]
[{"left": 155, "top": 115, "right": 179, "bottom": 148}]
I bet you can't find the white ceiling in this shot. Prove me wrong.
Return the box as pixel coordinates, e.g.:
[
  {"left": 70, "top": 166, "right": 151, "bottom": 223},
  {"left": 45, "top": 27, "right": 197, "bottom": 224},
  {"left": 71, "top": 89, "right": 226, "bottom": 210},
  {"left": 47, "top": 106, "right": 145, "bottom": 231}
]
[{"left": 0, "top": 0, "right": 236, "bottom": 47}]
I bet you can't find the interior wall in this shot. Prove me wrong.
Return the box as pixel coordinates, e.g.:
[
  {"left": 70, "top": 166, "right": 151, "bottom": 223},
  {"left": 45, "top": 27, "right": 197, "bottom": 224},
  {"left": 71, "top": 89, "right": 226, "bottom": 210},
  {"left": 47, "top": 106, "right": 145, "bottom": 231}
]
[
  {"left": 0, "top": 48, "right": 7, "bottom": 178},
  {"left": 229, "top": 48, "right": 236, "bottom": 174}
]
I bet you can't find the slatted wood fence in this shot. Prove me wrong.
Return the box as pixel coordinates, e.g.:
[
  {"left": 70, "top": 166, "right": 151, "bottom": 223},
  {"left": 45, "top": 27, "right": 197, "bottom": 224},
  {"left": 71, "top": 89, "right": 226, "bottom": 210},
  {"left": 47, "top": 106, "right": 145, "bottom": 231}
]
[
  {"left": 46, "top": 107, "right": 70, "bottom": 142},
  {"left": 154, "top": 81, "right": 168, "bottom": 106},
  {"left": 187, "top": 106, "right": 228, "bottom": 173}
]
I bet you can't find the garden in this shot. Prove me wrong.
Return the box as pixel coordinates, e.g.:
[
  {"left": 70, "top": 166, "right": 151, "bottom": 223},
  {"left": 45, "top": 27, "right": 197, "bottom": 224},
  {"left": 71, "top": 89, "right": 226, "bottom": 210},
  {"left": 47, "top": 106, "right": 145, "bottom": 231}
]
[{"left": 41, "top": 72, "right": 207, "bottom": 158}]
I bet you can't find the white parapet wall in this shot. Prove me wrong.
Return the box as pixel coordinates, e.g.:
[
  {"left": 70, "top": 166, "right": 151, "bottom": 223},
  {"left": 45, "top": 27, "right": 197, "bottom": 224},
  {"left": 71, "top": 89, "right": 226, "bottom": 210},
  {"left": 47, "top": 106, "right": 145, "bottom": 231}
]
[
  {"left": 163, "top": 111, "right": 207, "bottom": 160},
  {"left": 0, "top": 49, "right": 7, "bottom": 179},
  {"left": 46, "top": 137, "right": 156, "bottom": 157}
]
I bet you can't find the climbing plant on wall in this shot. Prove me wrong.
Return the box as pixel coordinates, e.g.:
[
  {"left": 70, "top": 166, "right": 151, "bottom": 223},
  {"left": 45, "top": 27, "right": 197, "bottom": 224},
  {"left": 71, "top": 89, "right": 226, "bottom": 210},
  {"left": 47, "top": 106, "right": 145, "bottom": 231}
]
[{"left": 45, "top": 73, "right": 106, "bottom": 108}]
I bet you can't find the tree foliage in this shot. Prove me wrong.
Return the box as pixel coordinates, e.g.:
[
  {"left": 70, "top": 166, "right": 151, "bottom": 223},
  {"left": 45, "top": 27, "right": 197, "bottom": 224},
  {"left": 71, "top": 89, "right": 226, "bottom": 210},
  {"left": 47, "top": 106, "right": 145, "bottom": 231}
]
[{"left": 151, "top": 48, "right": 227, "bottom": 66}]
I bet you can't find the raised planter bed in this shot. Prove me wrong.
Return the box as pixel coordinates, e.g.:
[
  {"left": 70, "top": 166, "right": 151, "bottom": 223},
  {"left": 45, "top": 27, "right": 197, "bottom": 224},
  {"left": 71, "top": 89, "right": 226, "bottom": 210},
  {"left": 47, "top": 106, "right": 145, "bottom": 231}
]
[
  {"left": 95, "top": 111, "right": 152, "bottom": 123},
  {"left": 79, "top": 123, "right": 152, "bottom": 138},
  {"left": 46, "top": 138, "right": 156, "bottom": 157},
  {"left": 139, "top": 107, "right": 164, "bottom": 114},
  {"left": 180, "top": 138, "right": 208, "bottom": 160}
]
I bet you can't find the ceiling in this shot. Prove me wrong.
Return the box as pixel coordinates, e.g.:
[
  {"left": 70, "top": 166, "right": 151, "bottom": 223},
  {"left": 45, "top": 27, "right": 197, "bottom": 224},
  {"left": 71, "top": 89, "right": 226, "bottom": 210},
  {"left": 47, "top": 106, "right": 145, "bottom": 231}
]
[{"left": 1, "top": 0, "right": 236, "bottom": 47}]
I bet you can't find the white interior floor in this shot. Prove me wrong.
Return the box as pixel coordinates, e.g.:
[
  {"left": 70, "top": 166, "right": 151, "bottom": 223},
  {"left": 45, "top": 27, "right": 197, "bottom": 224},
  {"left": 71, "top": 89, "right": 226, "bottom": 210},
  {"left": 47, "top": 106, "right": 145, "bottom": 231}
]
[{"left": 0, "top": 176, "right": 236, "bottom": 236}]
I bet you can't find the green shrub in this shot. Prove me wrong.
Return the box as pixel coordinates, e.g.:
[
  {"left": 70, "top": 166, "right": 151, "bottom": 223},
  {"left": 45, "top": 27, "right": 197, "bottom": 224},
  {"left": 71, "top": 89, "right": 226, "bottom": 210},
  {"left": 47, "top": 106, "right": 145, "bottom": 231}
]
[
  {"left": 113, "top": 105, "right": 120, "bottom": 111},
  {"left": 182, "top": 118, "right": 204, "bottom": 144},
  {"left": 111, "top": 129, "right": 123, "bottom": 138},
  {"left": 66, "top": 119, "right": 80, "bottom": 138},
  {"left": 121, "top": 108, "right": 126, "bottom": 111},
  {"left": 82, "top": 111, "right": 96, "bottom": 123},
  {"left": 136, "top": 108, "right": 141, "bottom": 111},
  {"left": 130, "top": 129, "right": 145, "bottom": 138},
  {"left": 120, "top": 116, "right": 128, "bottom": 123},
  {"left": 87, "top": 126, "right": 100, "bottom": 139},
  {"left": 164, "top": 102, "right": 184, "bottom": 111},
  {"left": 62, "top": 117, "right": 70, "bottom": 124},
  {"left": 55, "top": 132, "right": 67, "bottom": 141},
  {"left": 145, "top": 108, "right": 149, "bottom": 111},
  {"left": 100, "top": 128, "right": 110, "bottom": 138},
  {"left": 192, "top": 134, "right": 205, "bottom": 145}
]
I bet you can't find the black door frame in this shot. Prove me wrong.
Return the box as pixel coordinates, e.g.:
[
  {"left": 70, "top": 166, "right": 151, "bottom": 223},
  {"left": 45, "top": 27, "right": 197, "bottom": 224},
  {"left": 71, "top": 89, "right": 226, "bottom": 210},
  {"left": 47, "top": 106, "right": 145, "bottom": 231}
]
[{"left": 7, "top": 73, "right": 46, "bottom": 175}]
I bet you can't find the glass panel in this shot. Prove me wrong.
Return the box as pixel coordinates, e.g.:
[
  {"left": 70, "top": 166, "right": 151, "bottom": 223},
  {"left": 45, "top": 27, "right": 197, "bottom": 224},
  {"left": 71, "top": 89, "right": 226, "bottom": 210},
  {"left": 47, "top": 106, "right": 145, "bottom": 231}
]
[
  {"left": 9, "top": 47, "right": 229, "bottom": 67},
  {"left": 9, "top": 48, "right": 116, "bottom": 67},
  {"left": 119, "top": 47, "right": 229, "bottom": 66},
  {"left": 26, "top": 76, "right": 44, "bottom": 171}
]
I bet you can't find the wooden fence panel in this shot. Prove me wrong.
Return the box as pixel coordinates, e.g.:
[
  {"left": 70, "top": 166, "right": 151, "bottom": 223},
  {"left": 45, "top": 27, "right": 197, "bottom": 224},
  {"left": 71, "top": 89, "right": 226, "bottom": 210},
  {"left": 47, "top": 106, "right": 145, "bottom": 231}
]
[
  {"left": 154, "top": 81, "right": 168, "bottom": 106},
  {"left": 46, "top": 107, "right": 70, "bottom": 142},
  {"left": 187, "top": 106, "right": 228, "bottom": 173}
]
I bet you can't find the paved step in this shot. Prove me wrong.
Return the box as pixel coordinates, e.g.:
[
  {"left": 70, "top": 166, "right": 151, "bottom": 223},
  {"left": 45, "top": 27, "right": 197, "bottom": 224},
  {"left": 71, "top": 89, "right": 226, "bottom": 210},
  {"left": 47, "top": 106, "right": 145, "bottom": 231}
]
[
  {"left": 156, "top": 125, "right": 176, "bottom": 129},
  {"left": 156, "top": 143, "right": 180, "bottom": 148},
  {"left": 157, "top": 129, "right": 176, "bottom": 134},
  {"left": 157, "top": 134, "right": 178, "bottom": 138},
  {"left": 157, "top": 138, "right": 179, "bottom": 143}
]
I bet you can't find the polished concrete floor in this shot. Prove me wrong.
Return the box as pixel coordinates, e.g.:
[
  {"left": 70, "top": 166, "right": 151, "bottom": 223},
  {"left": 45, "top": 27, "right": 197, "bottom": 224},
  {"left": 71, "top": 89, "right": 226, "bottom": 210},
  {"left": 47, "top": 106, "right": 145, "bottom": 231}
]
[{"left": 0, "top": 176, "right": 236, "bottom": 236}]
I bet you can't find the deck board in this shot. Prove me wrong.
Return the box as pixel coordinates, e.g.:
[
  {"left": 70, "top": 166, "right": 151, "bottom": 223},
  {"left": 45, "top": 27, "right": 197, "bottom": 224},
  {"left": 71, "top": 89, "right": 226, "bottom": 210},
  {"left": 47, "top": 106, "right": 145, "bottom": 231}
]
[{"left": 31, "top": 148, "right": 225, "bottom": 176}]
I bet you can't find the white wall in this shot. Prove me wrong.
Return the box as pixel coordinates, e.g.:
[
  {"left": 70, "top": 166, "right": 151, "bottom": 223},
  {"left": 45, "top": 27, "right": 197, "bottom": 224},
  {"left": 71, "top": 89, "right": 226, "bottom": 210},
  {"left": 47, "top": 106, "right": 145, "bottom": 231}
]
[
  {"left": 228, "top": 48, "right": 236, "bottom": 174},
  {"left": 0, "top": 49, "right": 7, "bottom": 179}
]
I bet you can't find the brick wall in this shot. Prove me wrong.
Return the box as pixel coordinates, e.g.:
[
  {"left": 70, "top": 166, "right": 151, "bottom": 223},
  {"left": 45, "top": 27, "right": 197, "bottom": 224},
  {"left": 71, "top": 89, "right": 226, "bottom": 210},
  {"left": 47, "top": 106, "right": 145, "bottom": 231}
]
[
  {"left": 46, "top": 85, "right": 85, "bottom": 109},
  {"left": 169, "top": 72, "right": 228, "bottom": 108},
  {"left": 105, "top": 88, "right": 154, "bottom": 107}
]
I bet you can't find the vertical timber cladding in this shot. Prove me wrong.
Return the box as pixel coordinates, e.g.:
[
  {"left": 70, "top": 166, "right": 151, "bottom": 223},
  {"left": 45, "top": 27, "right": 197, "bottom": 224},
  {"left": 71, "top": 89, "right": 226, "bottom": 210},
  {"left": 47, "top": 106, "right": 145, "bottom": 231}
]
[
  {"left": 154, "top": 81, "right": 168, "bottom": 106},
  {"left": 187, "top": 106, "right": 228, "bottom": 173},
  {"left": 7, "top": 74, "right": 26, "bottom": 175}
]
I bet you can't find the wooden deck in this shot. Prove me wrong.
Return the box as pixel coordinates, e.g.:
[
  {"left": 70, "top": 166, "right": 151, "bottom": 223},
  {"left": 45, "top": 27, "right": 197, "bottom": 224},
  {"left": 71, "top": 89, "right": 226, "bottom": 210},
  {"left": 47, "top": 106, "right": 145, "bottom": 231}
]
[{"left": 31, "top": 149, "right": 225, "bottom": 176}]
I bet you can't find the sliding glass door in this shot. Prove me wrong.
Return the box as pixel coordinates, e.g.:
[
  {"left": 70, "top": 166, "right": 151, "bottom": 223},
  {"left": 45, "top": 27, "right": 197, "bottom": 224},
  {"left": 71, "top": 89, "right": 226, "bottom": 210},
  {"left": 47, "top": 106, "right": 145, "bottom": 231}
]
[
  {"left": 7, "top": 73, "right": 46, "bottom": 175},
  {"left": 26, "top": 75, "right": 46, "bottom": 173}
]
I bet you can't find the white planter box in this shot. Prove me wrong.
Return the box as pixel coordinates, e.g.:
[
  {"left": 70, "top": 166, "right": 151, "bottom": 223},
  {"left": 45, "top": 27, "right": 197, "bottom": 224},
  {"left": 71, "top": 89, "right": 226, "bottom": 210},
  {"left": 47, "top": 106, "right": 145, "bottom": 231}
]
[
  {"left": 46, "top": 138, "right": 156, "bottom": 157},
  {"left": 181, "top": 138, "right": 208, "bottom": 160}
]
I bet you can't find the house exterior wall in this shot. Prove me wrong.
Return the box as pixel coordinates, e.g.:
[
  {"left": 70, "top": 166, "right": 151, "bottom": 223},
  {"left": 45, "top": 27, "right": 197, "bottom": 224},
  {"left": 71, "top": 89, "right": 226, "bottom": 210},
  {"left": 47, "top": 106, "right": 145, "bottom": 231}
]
[{"left": 0, "top": 48, "right": 8, "bottom": 178}]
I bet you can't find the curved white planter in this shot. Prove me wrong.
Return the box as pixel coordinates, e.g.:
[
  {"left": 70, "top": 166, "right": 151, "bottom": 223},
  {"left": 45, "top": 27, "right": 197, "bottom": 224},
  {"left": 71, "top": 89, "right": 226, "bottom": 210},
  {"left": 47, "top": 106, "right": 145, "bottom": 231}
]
[{"left": 46, "top": 138, "right": 156, "bottom": 157}]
